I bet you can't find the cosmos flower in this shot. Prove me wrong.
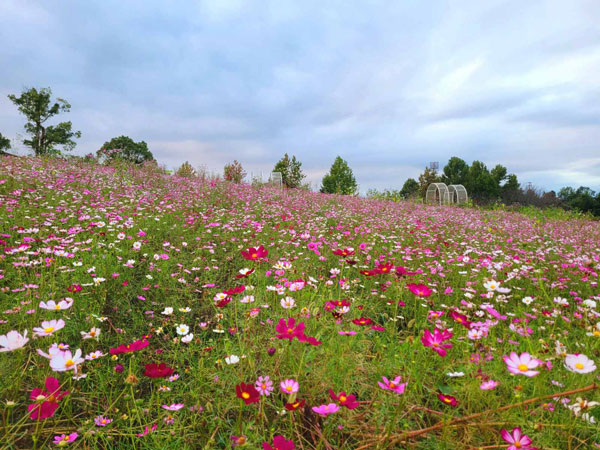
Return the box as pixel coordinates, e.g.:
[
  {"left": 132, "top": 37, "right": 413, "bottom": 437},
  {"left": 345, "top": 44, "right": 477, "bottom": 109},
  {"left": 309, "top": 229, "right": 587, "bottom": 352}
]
[
  {"left": 236, "top": 382, "right": 260, "bottom": 405},
  {"left": 109, "top": 338, "right": 149, "bottom": 355},
  {"left": 421, "top": 328, "right": 453, "bottom": 357},
  {"left": 312, "top": 403, "right": 340, "bottom": 416},
  {"left": 500, "top": 427, "right": 535, "bottom": 450},
  {"left": 503, "top": 352, "right": 541, "bottom": 377},
  {"left": 241, "top": 245, "right": 268, "bottom": 261},
  {"left": 39, "top": 299, "right": 73, "bottom": 311},
  {"left": 407, "top": 283, "right": 433, "bottom": 297},
  {"left": 480, "top": 380, "right": 499, "bottom": 390},
  {"left": 280, "top": 379, "right": 299, "bottom": 394},
  {"left": 53, "top": 432, "right": 78, "bottom": 446},
  {"left": 0, "top": 330, "right": 29, "bottom": 352},
  {"left": 274, "top": 317, "right": 306, "bottom": 341},
  {"left": 49, "top": 349, "right": 84, "bottom": 373},
  {"left": 144, "top": 363, "right": 174, "bottom": 378},
  {"left": 162, "top": 403, "right": 184, "bottom": 411},
  {"left": 564, "top": 354, "right": 596, "bottom": 374},
  {"left": 176, "top": 324, "right": 190, "bottom": 336},
  {"left": 94, "top": 416, "right": 113, "bottom": 426},
  {"left": 28, "top": 377, "right": 69, "bottom": 420},
  {"left": 329, "top": 389, "right": 359, "bottom": 409},
  {"left": 80, "top": 327, "right": 101, "bottom": 340},
  {"left": 255, "top": 376, "right": 274, "bottom": 396},
  {"left": 438, "top": 394, "right": 458, "bottom": 407},
  {"left": 33, "top": 319, "right": 66, "bottom": 337},
  {"left": 262, "top": 435, "right": 296, "bottom": 450},
  {"left": 378, "top": 376, "right": 407, "bottom": 394}
]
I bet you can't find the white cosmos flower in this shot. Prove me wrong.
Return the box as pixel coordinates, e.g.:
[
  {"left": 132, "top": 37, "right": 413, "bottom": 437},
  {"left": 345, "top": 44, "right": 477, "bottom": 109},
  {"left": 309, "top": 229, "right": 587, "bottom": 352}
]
[
  {"left": 161, "top": 307, "right": 174, "bottom": 315},
  {"left": 0, "top": 330, "right": 29, "bottom": 352},
  {"left": 522, "top": 296, "right": 534, "bottom": 305},
  {"left": 446, "top": 371, "right": 465, "bottom": 377},
  {"left": 225, "top": 355, "right": 240, "bottom": 365},
  {"left": 280, "top": 297, "right": 295, "bottom": 309},
  {"left": 50, "top": 349, "right": 84, "bottom": 372},
  {"left": 39, "top": 298, "right": 74, "bottom": 311},
  {"left": 176, "top": 324, "right": 190, "bottom": 336},
  {"left": 181, "top": 333, "right": 193, "bottom": 343},
  {"left": 565, "top": 354, "right": 596, "bottom": 374},
  {"left": 81, "top": 327, "right": 101, "bottom": 340},
  {"left": 33, "top": 319, "right": 66, "bottom": 337},
  {"left": 483, "top": 280, "right": 498, "bottom": 291},
  {"left": 240, "top": 295, "right": 255, "bottom": 303}
]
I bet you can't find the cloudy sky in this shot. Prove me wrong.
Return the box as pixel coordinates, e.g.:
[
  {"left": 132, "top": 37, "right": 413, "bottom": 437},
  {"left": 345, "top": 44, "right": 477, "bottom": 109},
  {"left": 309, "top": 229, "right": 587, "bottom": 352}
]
[{"left": 1, "top": 0, "right": 599, "bottom": 192}]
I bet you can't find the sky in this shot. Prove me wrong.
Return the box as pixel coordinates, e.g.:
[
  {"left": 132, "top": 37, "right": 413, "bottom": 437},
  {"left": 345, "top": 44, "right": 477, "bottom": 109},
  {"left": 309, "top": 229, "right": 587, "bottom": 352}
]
[{"left": 1, "top": 0, "right": 599, "bottom": 193}]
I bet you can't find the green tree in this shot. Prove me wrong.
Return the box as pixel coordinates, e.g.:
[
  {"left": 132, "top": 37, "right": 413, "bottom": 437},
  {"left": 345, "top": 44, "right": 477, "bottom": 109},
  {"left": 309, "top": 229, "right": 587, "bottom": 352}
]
[
  {"left": 0, "top": 132, "right": 10, "bottom": 153},
  {"left": 400, "top": 178, "right": 419, "bottom": 198},
  {"left": 8, "top": 87, "right": 81, "bottom": 156},
  {"left": 97, "top": 136, "right": 154, "bottom": 164},
  {"left": 320, "top": 156, "right": 358, "bottom": 195},
  {"left": 418, "top": 166, "right": 441, "bottom": 198},
  {"left": 465, "top": 160, "right": 496, "bottom": 203},
  {"left": 175, "top": 161, "right": 196, "bottom": 178},
  {"left": 223, "top": 160, "right": 246, "bottom": 183},
  {"left": 441, "top": 157, "right": 469, "bottom": 186},
  {"left": 501, "top": 173, "right": 521, "bottom": 204},
  {"left": 273, "top": 153, "right": 306, "bottom": 188}
]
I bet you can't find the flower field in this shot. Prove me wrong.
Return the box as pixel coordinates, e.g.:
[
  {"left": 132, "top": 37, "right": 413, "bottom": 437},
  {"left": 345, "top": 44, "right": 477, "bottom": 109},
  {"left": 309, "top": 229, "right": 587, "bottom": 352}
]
[{"left": 1, "top": 156, "right": 600, "bottom": 449}]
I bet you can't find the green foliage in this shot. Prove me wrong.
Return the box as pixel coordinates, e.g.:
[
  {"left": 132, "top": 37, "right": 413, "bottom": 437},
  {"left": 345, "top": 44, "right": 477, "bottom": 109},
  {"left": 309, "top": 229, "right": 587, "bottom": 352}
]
[
  {"left": 175, "top": 161, "right": 196, "bottom": 178},
  {"left": 223, "top": 160, "right": 246, "bottom": 183},
  {"left": 558, "top": 186, "right": 600, "bottom": 216},
  {"left": 440, "top": 157, "right": 469, "bottom": 186},
  {"left": 7, "top": 87, "right": 81, "bottom": 156},
  {"left": 273, "top": 153, "right": 305, "bottom": 188},
  {"left": 320, "top": 156, "right": 358, "bottom": 195},
  {"left": 0, "top": 132, "right": 10, "bottom": 153},
  {"left": 400, "top": 178, "right": 419, "bottom": 199},
  {"left": 97, "top": 136, "right": 154, "bottom": 164}
]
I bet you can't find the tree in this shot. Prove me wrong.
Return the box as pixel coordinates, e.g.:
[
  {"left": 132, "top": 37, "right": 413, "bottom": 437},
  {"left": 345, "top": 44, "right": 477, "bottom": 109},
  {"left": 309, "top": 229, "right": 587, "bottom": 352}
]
[
  {"left": 8, "top": 87, "right": 81, "bottom": 156},
  {"left": 0, "top": 132, "right": 10, "bottom": 153},
  {"left": 273, "top": 154, "right": 306, "bottom": 188},
  {"left": 418, "top": 167, "right": 440, "bottom": 198},
  {"left": 175, "top": 161, "right": 196, "bottom": 178},
  {"left": 320, "top": 156, "right": 358, "bottom": 195},
  {"left": 465, "top": 161, "right": 496, "bottom": 203},
  {"left": 441, "top": 157, "right": 469, "bottom": 186},
  {"left": 501, "top": 173, "right": 521, "bottom": 204},
  {"left": 399, "top": 178, "right": 419, "bottom": 198},
  {"left": 223, "top": 160, "right": 246, "bottom": 183},
  {"left": 97, "top": 136, "right": 154, "bottom": 164}
]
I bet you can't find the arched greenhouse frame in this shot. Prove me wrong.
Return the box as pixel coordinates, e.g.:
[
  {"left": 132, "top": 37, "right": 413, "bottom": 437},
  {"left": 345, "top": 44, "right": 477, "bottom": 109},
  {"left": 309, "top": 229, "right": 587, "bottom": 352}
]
[
  {"left": 447, "top": 184, "right": 468, "bottom": 205},
  {"left": 425, "top": 183, "right": 450, "bottom": 205}
]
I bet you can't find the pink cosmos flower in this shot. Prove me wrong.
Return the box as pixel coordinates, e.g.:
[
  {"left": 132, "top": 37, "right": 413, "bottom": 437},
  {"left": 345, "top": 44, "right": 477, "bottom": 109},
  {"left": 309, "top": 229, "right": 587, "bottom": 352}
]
[
  {"left": 94, "top": 415, "right": 113, "bottom": 426},
  {"left": 407, "top": 283, "right": 433, "bottom": 297},
  {"left": 162, "top": 403, "right": 184, "bottom": 411},
  {"left": 28, "top": 377, "right": 69, "bottom": 420},
  {"left": 137, "top": 424, "right": 158, "bottom": 437},
  {"left": 421, "top": 328, "right": 453, "bottom": 357},
  {"left": 53, "top": 432, "right": 78, "bottom": 446},
  {"left": 274, "top": 317, "right": 305, "bottom": 341},
  {"left": 255, "top": 376, "right": 274, "bottom": 396},
  {"left": 377, "top": 376, "right": 407, "bottom": 394},
  {"left": 312, "top": 403, "right": 340, "bottom": 416},
  {"left": 280, "top": 379, "right": 299, "bottom": 394},
  {"left": 49, "top": 349, "right": 84, "bottom": 373},
  {"left": 480, "top": 380, "right": 499, "bottom": 390},
  {"left": 39, "top": 299, "right": 73, "bottom": 311},
  {"left": 33, "top": 319, "right": 66, "bottom": 337},
  {"left": 263, "top": 435, "right": 296, "bottom": 450},
  {"left": 500, "top": 427, "right": 535, "bottom": 450},
  {"left": 503, "top": 352, "right": 541, "bottom": 377}
]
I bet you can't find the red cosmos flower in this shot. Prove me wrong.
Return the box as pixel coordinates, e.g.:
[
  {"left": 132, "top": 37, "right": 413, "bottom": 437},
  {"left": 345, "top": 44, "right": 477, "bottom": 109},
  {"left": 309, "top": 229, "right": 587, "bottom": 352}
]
[
  {"left": 284, "top": 398, "right": 306, "bottom": 411},
  {"left": 241, "top": 245, "right": 268, "bottom": 261},
  {"left": 332, "top": 248, "right": 355, "bottom": 257},
  {"left": 407, "top": 283, "right": 433, "bottom": 297},
  {"left": 374, "top": 262, "right": 394, "bottom": 274},
  {"left": 275, "top": 317, "right": 306, "bottom": 341},
  {"left": 263, "top": 435, "right": 296, "bottom": 450},
  {"left": 352, "top": 317, "right": 373, "bottom": 326},
  {"left": 325, "top": 299, "right": 350, "bottom": 311},
  {"left": 109, "top": 338, "right": 150, "bottom": 355},
  {"left": 143, "top": 363, "right": 174, "bottom": 378},
  {"left": 215, "top": 297, "right": 232, "bottom": 308},
  {"left": 28, "top": 377, "right": 69, "bottom": 420},
  {"left": 297, "top": 335, "right": 322, "bottom": 346},
  {"left": 359, "top": 269, "right": 380, "bottom": 277},
  {"left": 449, "top": 310, "right": 472, "bottom": 329},
  {"left": 329, "top": 389, "right": 359, "bottom": 409},
  {"left": 438, "top": 394, "right": 458, "bottom": 406},
  {"left": 236, "top": 382, "right": 260, "bottom": 405},
  {"left": 224, "top": 285, "right": 245, "bottom": 295},
  {"left": 421, "top": 328, "right": 453, "bottom": 357}
]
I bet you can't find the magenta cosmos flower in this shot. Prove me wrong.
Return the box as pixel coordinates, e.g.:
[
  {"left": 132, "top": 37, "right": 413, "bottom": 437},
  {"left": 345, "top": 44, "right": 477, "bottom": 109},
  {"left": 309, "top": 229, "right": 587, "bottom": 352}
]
[
  {"left": 274, "top": 317, "right": 305, "bottom": 341},
  {"left": 255, "top": 376, "right": 274, "bottom": 396},
  {"left": 421, "top": 328, "right": 453, "bottom": 357},
  {"left": 28, "top": 377, "right": 69, "bottom": 420},
  {"left": 53, "top": 432, "right": 77, "bottom": 446},
  {"left": 263, "top": 435, "right": 296, "bottom": 450},
  {"left": 378, "top": 376, "right": 407, "bottom": 394},
  {"left": 503, "top": 352, "right": 541, "bottom": 377},
  {"left": 480, "top": 380, "right": 499, "bottom": 390},
  {"left": 94, "top": 415, "right": 113, "bottom": 426},
  {"left": 500, "top": 427, "right": 535, "bottom": 450},
  {"left": 407, "top": 283, "right": 433, "bottom": 297},
  {"left": 312, "top": 403, "right": 340, "bottom": 416}
]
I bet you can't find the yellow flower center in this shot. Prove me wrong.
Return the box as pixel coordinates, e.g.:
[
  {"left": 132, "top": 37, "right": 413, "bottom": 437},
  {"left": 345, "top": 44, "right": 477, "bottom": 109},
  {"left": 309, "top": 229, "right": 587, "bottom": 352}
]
[
  {"left": 55, "top": 305, "right": 61, "bottom": 310},
  {"left": 340, "top": 395, "right": 347, "bottom": 402},
  {"left": 252, "top": 253, "right": 257, "bottom": 258},
  {"left": 90, "top": 330, "right": 96, "bottom": 336},
  {"left": 261, "top": 384, "right": 267, "bottom": 389},
  {"left": 518, "top": 364, "right": 529, "bottom": 372},
  {"left": 575, "top": 363, "right": 584, "bottom": 370},
  {"left": 44, "top": 327, "right": 55, "bottom": 333},
  {"left": 65, "top": 359, "right": 75, "bottom": 368},
  {"left": 286, "top": 386, "right": 293, "bottom": 392},
  {"left": 593, "top": 330, "right": 600, "bottom": 336},
  {"left": 515, "top": 442, "right": 522, "bottom": 448},
  {"left": 444, "top": 398, "right": 451, "bottom": 403},
  {"left": 389, "top": 383, "right": 396, "bottom": 389},
  {"left": 242, "top": 392, "right": 250, "bottom": 399}
]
